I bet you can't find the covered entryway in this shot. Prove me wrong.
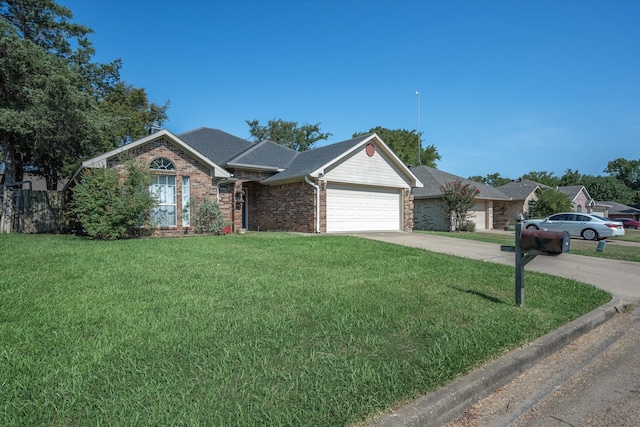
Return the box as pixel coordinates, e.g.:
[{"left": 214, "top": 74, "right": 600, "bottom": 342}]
[{"left": 326, "top": 183, "right": 402, "bottom": 232}]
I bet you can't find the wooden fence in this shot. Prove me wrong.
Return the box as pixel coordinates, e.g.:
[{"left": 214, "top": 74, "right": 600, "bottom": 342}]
[{"left": 0, "top": 189, "right": 68, "bottom": 233}]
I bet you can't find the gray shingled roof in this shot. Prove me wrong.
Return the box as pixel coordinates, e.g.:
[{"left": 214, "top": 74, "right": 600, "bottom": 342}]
[
  {"left": 261, "top": 134, "right": 372, "bottom": 183},
  {"left": 598, "top": 201, "right": 640, "bottom": 216},
  {"left": 226, "top": 140, "right": 297, "bottom": 170},
  {"left": 411, "top": 166, "right": 511, "bottom": 200},
  {"left": 177, "top": 128, "right": 372, "bottom": 181},
  {"left": 557, "top": 185, "right": 586, "bottom": 200},
  {"left": 178, "top": 127, "right": 253, "bottom": 164},
  {"left": 496, "top": 179, "right": 543, "bottom": 200}
]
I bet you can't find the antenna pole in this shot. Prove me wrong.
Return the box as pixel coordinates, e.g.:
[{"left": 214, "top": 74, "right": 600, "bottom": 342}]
[{"left": 416, "top": 90, "right": 421, "bottom": 165}]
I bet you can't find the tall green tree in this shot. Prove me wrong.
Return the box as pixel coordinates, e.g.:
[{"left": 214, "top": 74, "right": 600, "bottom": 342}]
[
  {"left": 0, "top": 0, "right": 168, "bottom": 190},
  {"left": 531, "top": 188, "right": 572, "bottom": 218},
  {"left": 604, "top": 158, "right": 640, "bottom": 190},
  {"left": 521, "top": 171, "right": 559, "bottom": 187},
  {"left": 353, "top": 126, "right": 440, "bottom": 167},
  {"left": 581, "top": 175, "right": 634, "bottom": 206},
  {"left": 246, "top": 118, "right": 331, "bottom": 151},
  {"left": 97, "top": 82, "right": 169, "bottom": 148},
  {"left": 467, "top": 172, "right": 511, "bottom": 187},
  {"left": 558, "top": 169, "right": 581, "bottom": 186},
  {"left": 0, "top": 16, "right": 96, "bottom": 188}
]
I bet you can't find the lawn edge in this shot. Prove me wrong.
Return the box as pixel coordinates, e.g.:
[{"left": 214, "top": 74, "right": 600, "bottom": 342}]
[{"left": 368, "top": 296, "right": 624, "bottom": 426}]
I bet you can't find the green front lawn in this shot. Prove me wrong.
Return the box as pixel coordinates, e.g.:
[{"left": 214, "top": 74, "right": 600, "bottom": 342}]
[{"left": 0, "top": 233, "right": 610, "bottom": 426}]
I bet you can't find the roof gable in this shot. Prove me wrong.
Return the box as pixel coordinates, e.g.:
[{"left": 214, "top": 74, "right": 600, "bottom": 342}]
[
  {"left": 496, "top": 179, "right": 543, "bottom": 200},
  {"left": 411, "top": 166, "right": 511, "bottom": 200},
  {"left": 557, "top": 185, "right": 592, "bottom": 203},
  {"left": 66, "top": 129, "right": 231, "bottom": 189},
  {"left": 178, "top": 127, "right": 253, "bottom": 164},
  {"left": 261, "top": 133, "right": 421, "bottom": 187},
  {"left": 226, "top": 139, "right": 298, "bottom": 171}
]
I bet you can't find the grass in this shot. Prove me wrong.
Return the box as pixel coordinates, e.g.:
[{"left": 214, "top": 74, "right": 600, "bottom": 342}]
[
  {"left": 0, "top": 233, "right": 610, "bottom": 426},
  {"left": 418, "top": 228, "right": 640, "bottom": 263}
]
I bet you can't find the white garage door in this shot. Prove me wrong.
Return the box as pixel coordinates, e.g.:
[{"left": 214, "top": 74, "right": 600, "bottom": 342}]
[
  {"left": 326, "top": 184, "right": 402, "bottom": 232},
  {"left": 470, "top": 202, "right": 486, "bottom": 230}
]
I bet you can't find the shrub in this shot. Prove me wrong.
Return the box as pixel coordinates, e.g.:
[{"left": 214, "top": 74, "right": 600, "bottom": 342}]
[
  {"left": 71, "top": 161, "right": 157, "bottom": 239},
  {"left": 440, "top": 179, "right": 480, "bottom": 231},
  {"left": 460, "top": 220, "right": 476, "bottom": 232},
  {"left": 186, "top": 199, "right": 229, "bottom": 234},
  {"left": 530, "top": 188, "right": 573, "bottom": 218}
]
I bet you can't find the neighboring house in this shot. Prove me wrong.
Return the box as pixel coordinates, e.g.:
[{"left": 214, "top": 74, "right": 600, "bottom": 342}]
[
  {"left": 596, "top": 201, "right": 640, "bottom": 220},
  {"left": 411, "top": 166, "right": 512, "bottom": 231},
  {"left": 497, "top": 180, "right": 596, "bottom": 218},
  {"left": 557, "top": 185, "right": 595, "bottom": 213},
  {"left": 495, "top": 179, "right": 543, "bottom": 223},
  {"left": 66, "top": 128, "right": 422, "bottom": 234},
  {"left": 591, "top": 201, "right": 613, "bottom": 217}
]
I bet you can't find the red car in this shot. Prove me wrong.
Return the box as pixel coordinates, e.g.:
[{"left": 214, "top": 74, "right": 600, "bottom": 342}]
[{"left": 612, "top": 218, "right": 640, "bottom": 229}]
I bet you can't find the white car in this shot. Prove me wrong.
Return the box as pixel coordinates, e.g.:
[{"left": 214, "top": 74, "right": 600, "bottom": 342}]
[{"left": 523, "top": 213, "right": 625, "bottom": 241}]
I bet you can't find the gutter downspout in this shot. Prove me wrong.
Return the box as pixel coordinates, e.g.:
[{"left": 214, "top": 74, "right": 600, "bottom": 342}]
[{"left": 304, "top": 175, "right": 321, "bottom": 233}]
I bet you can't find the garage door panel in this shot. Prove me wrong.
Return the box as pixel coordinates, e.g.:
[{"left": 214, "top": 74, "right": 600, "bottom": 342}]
[
  {"left": 327, "top": 184, "right": 401, "bottom": 232},
  {"left": 471, "top": 202, "right": 486, "bottom": 230}
]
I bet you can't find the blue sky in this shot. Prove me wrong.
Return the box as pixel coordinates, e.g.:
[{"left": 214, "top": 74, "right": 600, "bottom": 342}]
[{"left": 59, "top": 0, "right": 639, "bottom": 180}]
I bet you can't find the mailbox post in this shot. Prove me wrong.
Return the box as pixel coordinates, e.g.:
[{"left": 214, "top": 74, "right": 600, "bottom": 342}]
[{"left": 501, "top": 214, "right": 570, "bottom": 307}]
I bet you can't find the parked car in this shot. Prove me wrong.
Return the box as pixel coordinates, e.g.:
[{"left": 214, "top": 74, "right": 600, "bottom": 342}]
[
  {"left": 523, "top": 213, "right": 625, "bottom": 240},
  {"left": 612, "top": 218, "right": 640, "bottom": 229}
]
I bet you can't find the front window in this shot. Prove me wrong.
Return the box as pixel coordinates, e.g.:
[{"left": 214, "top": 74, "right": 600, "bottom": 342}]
[
  {"left": 150, "top": 158, "right": 176, "bottom": 226},
  {"left": 182, "top": 176, "right": 190, "bottom": 227}
]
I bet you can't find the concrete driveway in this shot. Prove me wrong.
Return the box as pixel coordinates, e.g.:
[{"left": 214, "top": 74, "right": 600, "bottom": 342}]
[
  {"left": 351, "top": 232, "right": 640, "bottom": 305},
  {"left": 352, "top": 231, "right": 640, "bottom": 426}
]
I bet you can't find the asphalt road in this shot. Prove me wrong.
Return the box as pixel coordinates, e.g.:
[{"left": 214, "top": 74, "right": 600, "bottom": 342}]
[
  {"left": 446, "top": 306, "right": 640, "bottom": 427},
  {"left": 352, "top": 231, "right": 640, "bottom": 426}
]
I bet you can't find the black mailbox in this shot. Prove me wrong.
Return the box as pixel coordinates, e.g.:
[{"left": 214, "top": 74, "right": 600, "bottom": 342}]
[{"left": 520, "top": 229, "right": 570, "bottom": 255}]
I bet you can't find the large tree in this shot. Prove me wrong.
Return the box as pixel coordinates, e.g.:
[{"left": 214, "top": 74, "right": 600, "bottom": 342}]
[
  {"left": 0, "top": 16, "right": 95, "bottom": 188},
  {"left": 467, "top": 172, "right": 512, "bottom": 187},
  {"left": 558, "top": 169, "right": 582, "bottom": 186},
  {"left": 521, "top": 171, "right": 559, "bottom": 187},
  {"left": 353, "top": 126, "right": 440, "bottom": 167},
  {"left": 580, "top": 175, "right": 634, "bottom": 206},
  {"left": 246, "top": 118, "right": 331, "bottom": 151},
  {"left": 604, "top": 158, "right": 640, "bottom": 190},
  {"left": 531, "top": 188, "right": 572, "bottom": 218},
  {"left": 0, "top": 0, "right": 168, "bottom": 190}
]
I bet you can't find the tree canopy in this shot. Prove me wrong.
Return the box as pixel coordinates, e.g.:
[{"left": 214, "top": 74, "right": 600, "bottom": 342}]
[
  {"left": 246, "top": 118, "right": 331, "bottom": 151},
  {"left": 0, "top": 0, "right": 168, "bottom": 190},
  {"left": 531, "top": 188, "right": 573, "bottom": 218},
  {"left": 353, "top": 126, "right": 440, "bottom": 168},
  {"left": 440, "top": 179, "right": 479, "bottom": 231},
  {"left": 467, "top": 172, "right": 511, "bottom": 187},
  {"left": 605, "top": 158, "right": 640, "bottom": 191}
]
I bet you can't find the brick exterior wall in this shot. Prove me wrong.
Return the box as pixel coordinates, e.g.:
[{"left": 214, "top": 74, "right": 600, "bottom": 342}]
[
  {"left": 108, "top": 138, "right": 219, "bottom": 236},
  {"left": 403, "top": 189, "right": 414, "bottom": 232},
  {"left": 572, "top": 191, "right": 590, "bottom": 212},
  {"left": 245, "top": 180, "right": 316, "bottom": 233},
  {"left": 104, "top": 138, "right": 415, "bottom": 235},
  {"left": 414, "top": 198, "right": 450, "bottom": 231}
]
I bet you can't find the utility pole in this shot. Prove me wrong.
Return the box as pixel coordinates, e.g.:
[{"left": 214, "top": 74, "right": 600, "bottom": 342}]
[{"left": 416, "top": 90, "right": 421, "bottom": 165}]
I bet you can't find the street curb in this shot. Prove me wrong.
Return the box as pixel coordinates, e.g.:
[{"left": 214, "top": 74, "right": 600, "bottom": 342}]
[{"left": 371, "top": 297, "right": 624, "bottom": 427}]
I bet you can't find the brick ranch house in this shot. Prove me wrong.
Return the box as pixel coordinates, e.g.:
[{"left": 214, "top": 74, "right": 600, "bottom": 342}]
[{"left": 67, "top": 128, "right": 422, "bottom": 234}]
